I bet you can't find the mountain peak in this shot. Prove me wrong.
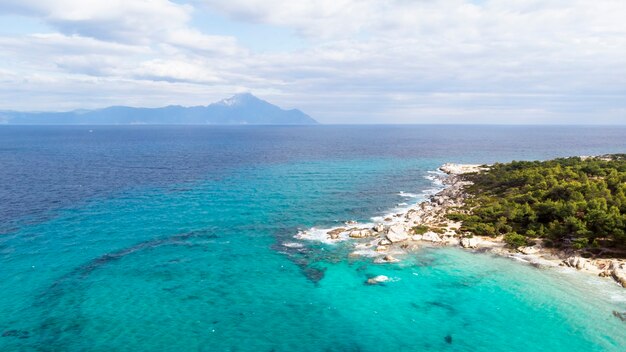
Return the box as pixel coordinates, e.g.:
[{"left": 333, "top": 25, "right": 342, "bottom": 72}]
[
  {"left": 1, "top": 93, "right": 318, "bottom": 125},
  {"left": 218, "top": 92, "right": 259, "bottom": 106}
]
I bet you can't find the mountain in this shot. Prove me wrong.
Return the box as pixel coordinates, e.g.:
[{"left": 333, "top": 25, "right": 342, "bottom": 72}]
[{"left": 0, "top": 93, "right": 318, "bottom": 125}]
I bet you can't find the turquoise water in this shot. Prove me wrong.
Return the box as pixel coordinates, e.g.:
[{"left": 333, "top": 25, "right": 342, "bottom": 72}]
[{"left": 1, "top": 126, "right": 626, "bottom": 351}]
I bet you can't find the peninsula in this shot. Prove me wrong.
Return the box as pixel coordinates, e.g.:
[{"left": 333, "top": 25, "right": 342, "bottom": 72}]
[{"left": 297, "top": 155, "right": 626, "bottom": 288}]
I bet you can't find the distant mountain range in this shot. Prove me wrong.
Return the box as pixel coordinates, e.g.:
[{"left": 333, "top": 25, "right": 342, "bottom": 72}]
[{"left": 0, "top": 93, "right": 317, "bottom": 125}]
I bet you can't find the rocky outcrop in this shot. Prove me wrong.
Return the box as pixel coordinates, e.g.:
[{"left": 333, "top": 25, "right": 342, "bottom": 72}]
[
  {"left": 563, "top": 256, "right": 590, "bottom": 270},
  {"left": 460, "top": 237, "right": 481, "bottom": 249},
  {"left": 349, "top": 229, "right": 375, "bottom": 238},
  {"left": 386, "top": 224, "right": 409, "bottom": 243},
  {"left": 421, "top": 231, "right": 442, "bottom": 243},
  {"left": 518, "top": 246, "right": 540, "bottom": 255},
  {"left": 326, "top": 228, "right": 346, "bottom": 240},
  {"left": 611, "top": 263, "right": 626, "bottom": 288}
]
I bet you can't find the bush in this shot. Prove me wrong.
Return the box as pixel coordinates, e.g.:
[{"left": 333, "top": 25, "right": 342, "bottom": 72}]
[
  {"left": 572, "top": 238, "right": 589, "bottom": 250},
  {"left": 504, "top": 232, "right": 528, "bottom": 248},
  {"left": 412, "top": 225, "right": 429, "bottom": 235}
]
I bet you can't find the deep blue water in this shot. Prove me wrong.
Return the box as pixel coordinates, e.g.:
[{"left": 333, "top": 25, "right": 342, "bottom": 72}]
[{"left": 1, "top": 125, "right": 625, "bottom": 351}]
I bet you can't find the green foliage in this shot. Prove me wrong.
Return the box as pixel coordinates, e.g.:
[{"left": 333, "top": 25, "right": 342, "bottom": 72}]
[
  {"left": 412, "top": 225, "right": 429, "bottom": 235},
  {"left": 457, "top": 155, "right": 626, "bottom": 249},
  {"left": 504, "top": 232, "right": 528, "bottom": 248},
  {"left": 572, "top": 238, "right": 589, "bottom": 250}
]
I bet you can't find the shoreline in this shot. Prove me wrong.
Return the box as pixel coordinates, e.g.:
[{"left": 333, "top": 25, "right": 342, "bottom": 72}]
[{"left": 295, "top": 163, "right": 626, "bottom": 288}]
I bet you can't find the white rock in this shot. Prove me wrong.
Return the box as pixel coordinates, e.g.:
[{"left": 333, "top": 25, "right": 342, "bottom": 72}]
[
  {"left": 421, "top": 231, "right": 442, "bottom": 242},
  {"left": 386, "top": 224, "right": 409, "bottom": 243},
  {"left": 611, "top": 267, "right": 626, "bottom": 288},
  {"left": 373, "top": 223, "right": 385, "bottom": 233},
  {"left": 379, "top": 238, "right": 392, "bottom": 246},
  {"left": 348, "top": 229, "right": 374, "bottom": 238},
  {"left": 411, "top": 234, "right": 423, "bottom": 241},
  {"left": 460, "top": 237, "right": 481, "bottom": 248},
  {"left": 518, "top": 246, "right": 539, "bottom": 255}
]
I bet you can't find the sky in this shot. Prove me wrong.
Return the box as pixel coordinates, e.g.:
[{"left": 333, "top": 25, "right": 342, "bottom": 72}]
[{"left": 0, "top": 0, "right": 625, "bottom": 124}]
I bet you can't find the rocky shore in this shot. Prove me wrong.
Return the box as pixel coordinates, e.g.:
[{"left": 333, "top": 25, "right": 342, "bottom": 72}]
[{"left": 296, "top": 163, "right": 626, "bottom": 288}]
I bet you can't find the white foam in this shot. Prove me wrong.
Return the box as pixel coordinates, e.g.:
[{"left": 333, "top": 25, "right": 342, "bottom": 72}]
[
  {"left": 282, "top": 242, "right": 304, "bottom": 249},
  {"left": 297, "top": 168, "right": 447, "bottom": 244}
]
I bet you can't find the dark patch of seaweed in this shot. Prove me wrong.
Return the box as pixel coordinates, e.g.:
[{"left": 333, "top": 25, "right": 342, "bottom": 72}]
[{"left": 30, "top": 229, "right": 217, "bottom": 350}]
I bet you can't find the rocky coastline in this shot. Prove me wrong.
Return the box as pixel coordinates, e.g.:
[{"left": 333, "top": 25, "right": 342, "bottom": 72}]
[{"left": 296, "top": 163, "right": 626, "bottom": 288}]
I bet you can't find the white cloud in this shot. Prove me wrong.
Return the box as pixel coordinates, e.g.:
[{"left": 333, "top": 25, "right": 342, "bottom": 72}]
[{"left": 0, "top": 0, "right": 625, "bottom": 123}]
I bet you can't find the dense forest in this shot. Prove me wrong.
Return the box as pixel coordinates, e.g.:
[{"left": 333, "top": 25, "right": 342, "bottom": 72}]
[{"left": 448, "top": 155, "right": 626, "bottom": 251}]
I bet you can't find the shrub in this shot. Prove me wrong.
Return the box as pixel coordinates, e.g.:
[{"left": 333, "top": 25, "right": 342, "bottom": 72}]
[
  {"left": 572, "top": 237, "right": 589, "bottom": 250},
  {"left": 412, "top": 225, "right": 429, "bottom": 235},
  {"left": 504, "top": 232, "right": 528, "bottom": 248}
]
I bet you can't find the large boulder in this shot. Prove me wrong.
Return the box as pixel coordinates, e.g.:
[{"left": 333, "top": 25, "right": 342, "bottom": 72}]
[
  {"left": 326, "top": 228, "right": 346, "bottom": 240},
  {"left": 563, "top": 256, "right": 589, "bottom": 270},
  {"left": 348, "top": 229, "right": 375, "bottom": 238},
  {"left": 611, "top": 263, "right": 626, "bottom": 288},
  {"left": 422, "top": 231, "right": 442, "bottom": 243},
  {"left": 460, "top": 237, "right": 481, "bottom": 249},
  {"left": 518, "top": 246, "right": 540, "bottom": 255},
  {"left": 386, "top": 224, "right": 409, "bottom": 243}
]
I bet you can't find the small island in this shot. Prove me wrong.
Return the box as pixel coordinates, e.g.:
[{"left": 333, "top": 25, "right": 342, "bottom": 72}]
[{"left": 297, "top": 155, "right": 626, "bottom": 288}]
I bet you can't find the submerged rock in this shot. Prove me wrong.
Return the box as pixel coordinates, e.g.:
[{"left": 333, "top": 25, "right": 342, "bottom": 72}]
[
  {"left": 375, "top": 255, "right": 400, "bottom": 264},
  {"left": 366, "top": 275, "right": 390, "bottom": 285}
]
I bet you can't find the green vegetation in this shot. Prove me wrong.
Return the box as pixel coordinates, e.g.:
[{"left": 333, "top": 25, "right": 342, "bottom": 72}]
[
  {"left": 412, "top": 225, "right": 430, "bottom": 234},
  {"left": 412, "top": 225, "right": 445, "bottom": 235},
  {"left": 449, "top": 155, "right": 626, "bottom": 250}
]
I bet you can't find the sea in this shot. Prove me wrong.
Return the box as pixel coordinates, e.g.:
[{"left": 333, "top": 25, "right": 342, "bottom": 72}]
[{"left": 1, "top": 125, "right": 625, "bottom": 351}]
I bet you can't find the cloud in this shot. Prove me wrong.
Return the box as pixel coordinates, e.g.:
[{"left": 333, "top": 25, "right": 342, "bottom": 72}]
[{"left": 0, "top": 0, "right": 624, "bottom": 123}]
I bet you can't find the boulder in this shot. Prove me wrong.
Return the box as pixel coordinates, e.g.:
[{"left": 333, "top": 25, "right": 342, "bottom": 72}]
[
  {"left": 379, "top": 238, "right": 392, "bottom": 246},
  {"left": 460, "top": 237, "right": 481, "bottom": 249},
  {"left": 348, "top": 229, "right": 374, "bottom": 238},
  {"left": 518, "top": 246, "right": 540, "bottom": 255},
  {"left": 366, "top": 275, "right": 390, "bottom": 285},
  {"left": 422, "top": 231, "right": 442, "bottom": 243},
  {"left": 326, "top": 228, "right": 346, "bottom": 240},
  {"left": 563, "top": 256, "right": 589, "bottom": 270},
  {"left": 373, "top": 223, "right": 385, "bottom": 233},
  {"left": 386, "top": 224, "right": 409, "bottom": 243},
  {"left": 611, "top": 265, "right": 626, "bottom": 288},
  {"left": 411, "top": 234, "right": 423, "bottom": 241},
  {"left": 375, "top": 245, "right": 389, "bottom": 252}
]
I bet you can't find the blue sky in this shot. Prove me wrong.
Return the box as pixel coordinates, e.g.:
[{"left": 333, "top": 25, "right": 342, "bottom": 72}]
[{"left": 0, "top": 0, "right": 625, "bottom": 124}]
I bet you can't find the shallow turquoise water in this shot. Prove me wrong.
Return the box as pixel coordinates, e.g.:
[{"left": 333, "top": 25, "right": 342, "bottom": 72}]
[{"left": 1, "top": 126, "right": 626, "bottom": 351}]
